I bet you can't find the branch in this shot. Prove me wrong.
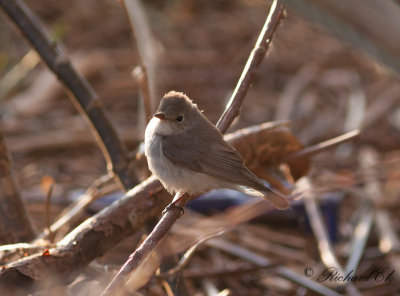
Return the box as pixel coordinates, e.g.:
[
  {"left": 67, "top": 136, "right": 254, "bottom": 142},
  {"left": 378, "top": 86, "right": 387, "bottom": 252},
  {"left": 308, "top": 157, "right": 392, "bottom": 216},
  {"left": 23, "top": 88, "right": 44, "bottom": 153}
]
[
  {"left": 0, "top": 127, "right": 36, "bottom": 243},
  {"left": 207, "top": 239, "right": 342, "bottom": 296},
  {"left": 342, "top": 148, "right": 378, "bottom": 274},
  {"left": 0, "top": 0, "right": 138, "bottom": 190},
  {"left": 0, "top": 122, "right": 359, "bottom": 291},
  {"left": 103, "top": 1, "right": 286, "bottom": 294},
  {"left": 299, "top": 178, "right": 362, "bottom": 296},
  {"left": 0, "top": 122, "right": 295, "bottom": 290},
  {"left": 216, "top": 0, "right": 285, "bottom": 133},
  {"left": 122, "top": 0, "right": 158, "bottom": 124},
  {"left": 285, "top": 129, "right": 360, "bottom": 161},
  {"left": 34, "top": 173, "right": 116, "bottom": 241},
  {"left": 0, "top": 176, "right": 167, "bottom": 292}
]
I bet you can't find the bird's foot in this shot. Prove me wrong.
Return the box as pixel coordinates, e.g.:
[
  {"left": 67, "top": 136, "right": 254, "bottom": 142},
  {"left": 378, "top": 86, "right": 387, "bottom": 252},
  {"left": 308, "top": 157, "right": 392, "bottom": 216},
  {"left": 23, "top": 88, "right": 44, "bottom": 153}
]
[{"left": 162, "top": 202, "right": 185, "bottom": 216}]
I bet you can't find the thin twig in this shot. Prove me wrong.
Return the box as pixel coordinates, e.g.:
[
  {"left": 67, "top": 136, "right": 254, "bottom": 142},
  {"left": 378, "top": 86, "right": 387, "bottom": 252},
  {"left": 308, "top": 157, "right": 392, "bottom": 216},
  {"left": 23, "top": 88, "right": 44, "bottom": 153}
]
[
  {"left": 122, "top": 0, "right": 157, "bottom": 112},
  {"left": 102, "top": 194, "right": 190, "bottom": 295},
  {"left": 45, "top": 180, "right": 55, "bottom": 242},
  {"left": 35, "top": 173, "right": 116, "bottom": 241},
  {"left": 0, "top": 124, "right": 278, "bottom": 290},
  {"left": 299, "top": 178, "right": 362, "bottom": 296},
  {"left": 166, "top": 193, "right": 300, "bottom": 265},
  {"left": 132, "top": 65, "right": 152, "bottom": 123},
  {"left": 0, "top": 49, "right": 40, "bottom": 101},
  {"left": 122, "top": 0, "right": 157, "bottom": 128},
  {"left": 299, "top": 179, "right": 343, "bottom": 271},
  {"left": 157, "top": 229, "right": 228, "bottom": 278},
  {"left": 181, "top": 263, "right": 264, "bottom": 279},
  {"left": 137, "top": 194, "right": 303, "bottom": 284},
  {"left": 7, "top": 125, "right": 139, "bottom": 155},
  {"left": 375, "top": 210, "right": 400, "bottom": 281},
  {"left": 0, "top": 0, "right": 139, "bottom": 190},
  {"left": 285, "top": 129, "right": 360, "bottom": 161},
  {"left": 208, "top": 239, "right": 342, "bottom": 296},
  {"left": 344, "top": 205, "right": 373, "bottom": 275},
  {"left": 0, "top": 176, "right": 167, "bottom": 291},
  {"left": 216, "top": 0, "right": 285, "bottom": 133},
  {"left": 340, "top": 150, "right": 378, "bottom": 278},
  {"left": 0, "top": 243, "right": 45, "bottom": 265},
  {"left": 355, "top": 148, "right": 400, "bottom": 280},
  {"left": 102, "top": 2, "right": 286, "bottom": 294}
]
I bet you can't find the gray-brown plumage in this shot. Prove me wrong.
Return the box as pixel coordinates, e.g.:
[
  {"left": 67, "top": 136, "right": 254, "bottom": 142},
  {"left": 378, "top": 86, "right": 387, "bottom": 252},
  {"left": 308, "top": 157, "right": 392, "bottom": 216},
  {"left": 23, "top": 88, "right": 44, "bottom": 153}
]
[{"left": 145, "top": 91, "right": 290, "bottom": 210}]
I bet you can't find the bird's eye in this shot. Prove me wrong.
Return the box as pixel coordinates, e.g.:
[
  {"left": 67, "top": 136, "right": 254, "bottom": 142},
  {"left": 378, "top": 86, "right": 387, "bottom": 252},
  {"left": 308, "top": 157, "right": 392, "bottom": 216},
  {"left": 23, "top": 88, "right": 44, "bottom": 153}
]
[{"left": 176, "top": 115, "right": 183, "bottom": 123}]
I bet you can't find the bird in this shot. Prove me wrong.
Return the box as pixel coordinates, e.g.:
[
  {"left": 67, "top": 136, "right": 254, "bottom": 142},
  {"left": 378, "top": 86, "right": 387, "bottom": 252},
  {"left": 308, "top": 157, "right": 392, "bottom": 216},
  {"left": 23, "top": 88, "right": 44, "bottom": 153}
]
[{"left": 144, "top": 91, "right": 290, "bottom": 211}]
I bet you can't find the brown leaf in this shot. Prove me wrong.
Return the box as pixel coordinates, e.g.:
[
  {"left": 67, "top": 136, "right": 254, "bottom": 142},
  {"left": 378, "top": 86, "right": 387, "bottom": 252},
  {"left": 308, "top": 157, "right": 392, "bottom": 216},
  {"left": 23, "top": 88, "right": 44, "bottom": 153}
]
[{"left": 225, "top": 121, "right": 310, "bottom": 182}]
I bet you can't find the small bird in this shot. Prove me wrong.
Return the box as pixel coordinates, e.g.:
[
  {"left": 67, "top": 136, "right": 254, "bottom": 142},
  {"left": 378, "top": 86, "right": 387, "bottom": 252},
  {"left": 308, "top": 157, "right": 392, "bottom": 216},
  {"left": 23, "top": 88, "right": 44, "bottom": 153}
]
[{"left": 145, "top": 91, "right": 290, "bottom": 210}]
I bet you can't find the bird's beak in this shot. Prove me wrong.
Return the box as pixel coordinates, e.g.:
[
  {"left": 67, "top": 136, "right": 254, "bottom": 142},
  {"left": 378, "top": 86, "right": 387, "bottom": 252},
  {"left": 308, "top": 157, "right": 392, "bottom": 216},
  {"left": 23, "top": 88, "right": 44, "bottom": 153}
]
[{"left": 153, "top": 112, "right": 166, "bottom": 120}]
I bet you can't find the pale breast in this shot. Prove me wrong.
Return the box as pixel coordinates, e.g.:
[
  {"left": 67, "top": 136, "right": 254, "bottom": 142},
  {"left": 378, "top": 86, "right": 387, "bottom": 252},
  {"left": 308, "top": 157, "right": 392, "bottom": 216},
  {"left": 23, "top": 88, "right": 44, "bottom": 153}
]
[{"left": 145, "top": 119, "right": 223, "bottom": 195}]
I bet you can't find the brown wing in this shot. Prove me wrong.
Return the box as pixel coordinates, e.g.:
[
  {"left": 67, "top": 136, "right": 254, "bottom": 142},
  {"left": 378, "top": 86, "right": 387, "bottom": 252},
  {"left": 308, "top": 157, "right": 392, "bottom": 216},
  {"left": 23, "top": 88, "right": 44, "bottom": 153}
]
[
  {"left": 161, "top": 123, "right": 256, "bottom": 186},
  {"left": 161, "top": 121, "right": 290, "bottom": 210}
]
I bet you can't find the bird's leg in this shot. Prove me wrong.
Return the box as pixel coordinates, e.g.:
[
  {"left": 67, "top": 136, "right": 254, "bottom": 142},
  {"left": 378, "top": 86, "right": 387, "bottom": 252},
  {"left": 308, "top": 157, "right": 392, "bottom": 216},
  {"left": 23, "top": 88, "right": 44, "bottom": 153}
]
[{"left": 162, "top": 192, "right": 186, "bottom": 216}]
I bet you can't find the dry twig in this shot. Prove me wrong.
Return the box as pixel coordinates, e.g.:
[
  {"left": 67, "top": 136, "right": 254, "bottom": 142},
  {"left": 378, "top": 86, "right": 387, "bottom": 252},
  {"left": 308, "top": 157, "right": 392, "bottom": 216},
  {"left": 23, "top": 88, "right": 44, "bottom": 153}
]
[
  {"left": 0, "top": 176, "right": 167, "bottom": 291},
  {"left": 216, "top": 0, "right": 285, "bottom": 134},
  {"left": 208, "top": 239, "right": 342, "bottom": 296},
  {"left": 285, "top": 129, "right": 360, "bottom": 161},
  {"left": 0, "top": 122, "right": 297, "bottom": 290},
  {"left": 122, "top": 0, "right": 157, "bottom": 125},
  {"left": 299, "top": 178, "right": 362, "bottom": 296},
  {"left": 0, "top": 49, "right": 40, "bottom": 101},
  {"left": 0, "top": 0, "right": 138, "bottom": 190},
  {"left": 43, "top": 178, "right": 55, "bottom": 242},
  {"left": 358, "top": 148, "right": 400, "bottom": 281},
  {"left": 157, "top": 229, "right": 227, "bottom": 278},
  {"left": 35, "top": 173, "right": 116, "bottom": 241}
]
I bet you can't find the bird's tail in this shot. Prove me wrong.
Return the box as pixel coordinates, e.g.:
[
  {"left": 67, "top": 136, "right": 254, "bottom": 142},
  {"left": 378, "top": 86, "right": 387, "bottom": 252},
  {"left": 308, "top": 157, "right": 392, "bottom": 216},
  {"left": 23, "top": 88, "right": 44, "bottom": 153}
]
[
  {"left": 259, "top": 187, "right": 291, "bottom": 210},
  {"left": 238, "top": 184, "right": 290, "bottom": 210}
]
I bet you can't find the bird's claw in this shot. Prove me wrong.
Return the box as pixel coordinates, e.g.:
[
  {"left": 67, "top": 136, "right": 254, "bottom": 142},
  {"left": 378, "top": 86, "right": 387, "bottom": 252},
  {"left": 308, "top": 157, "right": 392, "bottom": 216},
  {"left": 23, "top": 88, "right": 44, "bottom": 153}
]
[{"left": 162, "top": 203, "right": 185, "bottom": 216}]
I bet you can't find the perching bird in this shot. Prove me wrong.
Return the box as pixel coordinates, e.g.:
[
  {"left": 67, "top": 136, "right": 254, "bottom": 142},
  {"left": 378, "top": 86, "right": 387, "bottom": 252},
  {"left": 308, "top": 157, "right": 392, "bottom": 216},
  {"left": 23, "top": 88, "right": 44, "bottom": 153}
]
[{"left": 145, "top": 91, "right": 290, "bottom": 210}]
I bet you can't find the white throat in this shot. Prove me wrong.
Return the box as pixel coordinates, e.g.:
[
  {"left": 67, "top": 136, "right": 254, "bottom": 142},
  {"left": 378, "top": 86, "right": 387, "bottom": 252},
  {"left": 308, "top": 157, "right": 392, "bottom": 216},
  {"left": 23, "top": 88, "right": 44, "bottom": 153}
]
[{"left": 145, "top": 117, "right": 174, "bottom": 137}]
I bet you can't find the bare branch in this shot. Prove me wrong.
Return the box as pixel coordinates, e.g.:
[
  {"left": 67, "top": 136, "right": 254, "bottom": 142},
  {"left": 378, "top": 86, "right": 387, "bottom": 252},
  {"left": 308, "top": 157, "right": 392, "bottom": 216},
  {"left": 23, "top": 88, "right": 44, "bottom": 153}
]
[
  {"left": 208, "top": 239, "right": 342, "bottom": 296},
  {"left": 216, "top": 0, "right": 285, "bottom": 133},
  {"left": 0, "top": 122, "right": 296, "bottom": 290},
  {"left": 299, "top": 178, "right": 362, "bottom": 296},
  {"left": 122, "top": 0, "right": 158, "bottom": 128},
  {"left": 102, "top": 194, "right": 190, "bottom": 295},
  {"left": 0, "top": 176, "right": 167, "bottom": 291},
  {"left": 157, "top": 229, "right": 227, "bottom": 278},
  {"left": 44, "top": 178, "right": 55, "bottom": 242},
  {"left": 285, "top": 129, "right": 360, "bottom": 161},
  {"left": 0, "top": 0, "right": 139, "bottom": 190},
  {"left": 34, "top": 173, "right": 116, "bottom": 241},
  {"left": 132, "top": 65, "right": 153, "bottom": 124}
]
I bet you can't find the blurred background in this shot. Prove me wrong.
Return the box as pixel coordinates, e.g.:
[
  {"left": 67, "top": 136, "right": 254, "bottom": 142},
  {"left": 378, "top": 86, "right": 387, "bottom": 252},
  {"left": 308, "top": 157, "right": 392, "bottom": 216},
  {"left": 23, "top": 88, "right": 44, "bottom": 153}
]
[{"left": 0, "top": 0, "right": 399, "bottom": 295}]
